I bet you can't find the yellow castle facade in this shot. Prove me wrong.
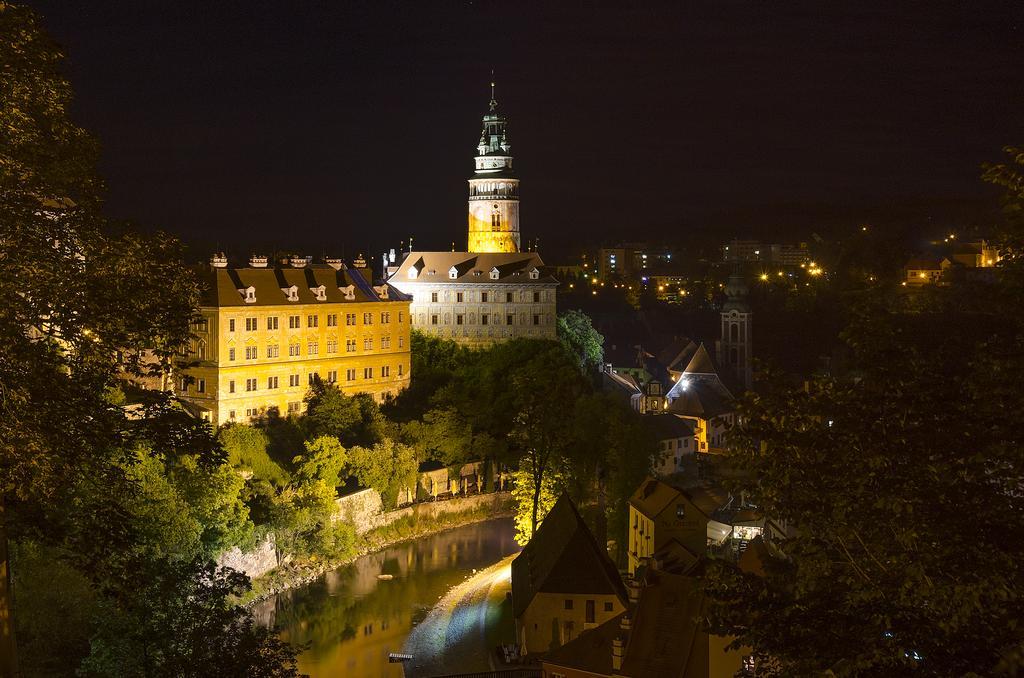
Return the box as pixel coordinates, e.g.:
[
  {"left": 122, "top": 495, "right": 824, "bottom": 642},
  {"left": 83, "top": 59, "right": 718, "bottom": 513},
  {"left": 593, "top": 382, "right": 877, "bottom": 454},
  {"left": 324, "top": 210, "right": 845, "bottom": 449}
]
[{"left": 178, "top": 255, "right": 411, "bottom": 426}]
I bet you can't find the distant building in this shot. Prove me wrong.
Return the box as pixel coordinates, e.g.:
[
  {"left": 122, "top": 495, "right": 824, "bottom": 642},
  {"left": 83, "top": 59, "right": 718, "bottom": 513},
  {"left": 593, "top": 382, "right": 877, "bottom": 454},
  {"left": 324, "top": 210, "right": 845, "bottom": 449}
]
[
  {"left": 598, "top": 243, "right": 676, "bottom": 280},
  {"left": 511, "top": 494, "right": 628, "bottom": 654},
  {"left": 723, "top": 238, "right": 810, "bottom": 266},
  {"left": 665, "top": 344, "right": 737, "bottom": 453},
  {"left": 387, "top": 82, "right": 558, "bottom": 347},
  {"left": 718, "top": 269, "right": 752, "bottom": 390},
  {"left": 903, "top": 255, "right": 951, "bottom": 285},
  {"left": 177, "top": 255, "right": 411, "bottom": 426}
]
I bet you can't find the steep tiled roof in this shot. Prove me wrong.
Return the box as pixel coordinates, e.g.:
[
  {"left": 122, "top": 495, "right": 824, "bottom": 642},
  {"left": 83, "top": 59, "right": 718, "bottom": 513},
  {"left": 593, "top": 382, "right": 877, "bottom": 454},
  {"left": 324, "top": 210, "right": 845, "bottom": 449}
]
[
  {"left": 682, "top": 342, "right": 717, "bottom": 375},
  {"left": 629, "top": 478, "right": 682, "bottom": 521},
  {"left": 619, "top": 571, "right": 709, "bottom": 678},
  {"left": 666, "top": 381, "right": 733, "bottom": 418},
  {"left": 511, "top": 494, "right": 627, "bottom": 618}
]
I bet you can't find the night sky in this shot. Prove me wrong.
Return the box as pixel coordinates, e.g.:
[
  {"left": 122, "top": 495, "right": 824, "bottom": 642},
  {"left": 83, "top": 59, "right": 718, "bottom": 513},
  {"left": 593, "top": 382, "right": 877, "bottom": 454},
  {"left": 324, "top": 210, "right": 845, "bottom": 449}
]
[{"left": 25, "top": 0, "right": 1024, "bottom": 261}]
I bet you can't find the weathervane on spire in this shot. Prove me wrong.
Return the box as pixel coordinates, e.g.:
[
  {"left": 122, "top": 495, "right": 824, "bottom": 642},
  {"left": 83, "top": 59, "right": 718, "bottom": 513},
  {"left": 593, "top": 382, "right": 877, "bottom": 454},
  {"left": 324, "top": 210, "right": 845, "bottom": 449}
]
[{"left": 489, "top": 68, "right": 497, "bottom": 111}]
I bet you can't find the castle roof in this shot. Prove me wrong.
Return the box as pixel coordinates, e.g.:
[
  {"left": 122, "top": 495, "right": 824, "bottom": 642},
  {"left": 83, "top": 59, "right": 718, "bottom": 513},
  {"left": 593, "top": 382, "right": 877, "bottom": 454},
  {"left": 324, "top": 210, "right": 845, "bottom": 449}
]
[
  {"left": 199, "top": 263, "right": 408, "bottom": 307},
  {"left": 390, "top": 251, "right": 557, "bottom": 285}
]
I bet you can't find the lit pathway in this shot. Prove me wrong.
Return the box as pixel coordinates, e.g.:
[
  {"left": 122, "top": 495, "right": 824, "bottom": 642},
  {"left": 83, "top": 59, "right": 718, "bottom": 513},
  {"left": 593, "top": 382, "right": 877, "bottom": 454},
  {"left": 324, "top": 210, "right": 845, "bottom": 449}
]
[{"left": 400, "top": 554, "right": 517, "bottom": 677}]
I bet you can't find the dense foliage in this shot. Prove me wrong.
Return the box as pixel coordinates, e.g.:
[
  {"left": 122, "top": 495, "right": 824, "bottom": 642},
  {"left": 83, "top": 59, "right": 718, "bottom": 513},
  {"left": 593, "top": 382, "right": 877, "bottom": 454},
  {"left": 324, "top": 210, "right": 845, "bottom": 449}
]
[
  {"left": 706, "top": 149, "right": 1024, "bottom": 676},
  {"left": 0, "top": 4, "right": 300, "bottom": 674}
]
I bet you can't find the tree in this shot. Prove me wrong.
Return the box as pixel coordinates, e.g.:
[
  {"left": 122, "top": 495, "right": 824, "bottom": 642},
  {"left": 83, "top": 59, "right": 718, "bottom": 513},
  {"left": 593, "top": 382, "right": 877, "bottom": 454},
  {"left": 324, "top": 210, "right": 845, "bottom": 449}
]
[
  {"left": 303, "top": 378, "right": 363, "bottom": 441},
  {"left": 510, "top": 458, "right": 562, "bottom": 545},
  {"left": 705, "top": 231, "right": 1024, "bottom": 675},
  {"left": 347, "top": 438, "right": 419, "bottom": 509},
  {"left": 218, "top": 424, "right": 289, "bottom": 487},
  {"left": 78, "top": 558, "right": 301, "bottom": 678},
  {"left": 557, "top": 309, "right": 604, "bottom": 375},
  {"left": 293, "top": 435, "right": 348, "bottom": 489},
  {"left": 0, "top": 5, "right": 301, "bottom": 674},
  {"left": 510, "top": 347, "right": 589, "bottom": 543}
]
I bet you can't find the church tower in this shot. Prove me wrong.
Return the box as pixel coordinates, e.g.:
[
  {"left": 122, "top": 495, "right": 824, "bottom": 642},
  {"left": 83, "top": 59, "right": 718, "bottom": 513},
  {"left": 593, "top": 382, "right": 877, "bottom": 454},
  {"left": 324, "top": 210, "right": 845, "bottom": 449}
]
[
  {"left": 467, "top": 80, "right": 520, "bottom": 253},
  {"left": 719, "top": 269, "right": 753, "bottom": 390}
]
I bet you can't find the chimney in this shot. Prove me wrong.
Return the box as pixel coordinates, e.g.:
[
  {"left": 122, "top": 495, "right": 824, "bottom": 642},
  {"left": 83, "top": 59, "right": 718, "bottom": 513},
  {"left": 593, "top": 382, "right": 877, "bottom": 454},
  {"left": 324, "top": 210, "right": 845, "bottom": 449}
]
[
  {"left": 620, "top": 614, "right": 632, "bottom": 632},
  {"left": 611, "top": 637, "right": 624, "bottom": 670},
  {"left": 289, "top": 256, "right": 307, "bottom": 268},
  {"left": 210, "top": 253, "right": 228, "bottom": 268},
  {"left": 324, "top": 257, "right": 343, "bottom": 270},
  {"left": 249, "top": 255, "right": 268, "bottom": 268}
]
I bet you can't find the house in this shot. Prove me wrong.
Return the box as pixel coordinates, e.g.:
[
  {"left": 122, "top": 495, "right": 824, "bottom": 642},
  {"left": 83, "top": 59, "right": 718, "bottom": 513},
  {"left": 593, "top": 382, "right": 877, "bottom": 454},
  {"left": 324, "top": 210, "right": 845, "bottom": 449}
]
[
  {"left": 540, "top": 569, "right": 748, "bottom": 678},
  {"left": 627, "top": 479, "right": 732, "bottom": 575},
  {"left": 644, "top": 415, "right": 697, "bottom": 476},
  {"left": 903, "top": 255, "right": 951, "bottom": 285},
  {"left": 511, "top": 495, "right": 628, "bottom": 654}
]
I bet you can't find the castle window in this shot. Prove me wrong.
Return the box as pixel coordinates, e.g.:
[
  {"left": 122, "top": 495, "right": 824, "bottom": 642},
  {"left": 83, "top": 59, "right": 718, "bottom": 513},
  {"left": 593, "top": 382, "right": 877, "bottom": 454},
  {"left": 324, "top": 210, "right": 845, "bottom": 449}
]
[
  {"left": 229, "top": 380, "right": 235, "bottom": 393},
  {"left": 491, "top": 210, "right": 501, "bottom": 232},
  {"left": 529, "top": 268, "right": 540, "bottom": 280},
  {"left": 481, "top": 314, "right": 489, "bottom": 326},
  {"left": 506, "top": 291, "right": 514, "bottom": 302},
  {"left": 457, "top": 292, "right": 464, "bottom": 303},
  {"left": 449, "top": 266, "right": 458, "bottom": 279},
  {"left": 490, "top": 268, "right": 500, "bottom": 280},
  {"left": 267, "top": 316, "right": 279, "bottom": 330},
  {"left": 731, "top": 324, "right": 739, "bottom": 342},
  {"left": 533, "top": 292, "right": 541, "bottom": 303},
  {"left": 431, "top": 292, "right": 438, "bottom": 303},
  {"left": 382, "top": 366, "right": 390, "bottom": 378},
  {"left": 229, "top": 319, "right": 236, "bottom": 332},
  {"left": 481, "top": 292, "right": 489, "bottom": 302},
  {"left": 456, "top": 314, "right": 464, "bottom": 325},
  {"left": 506, "top": 314, "right": 514, "bottom": 325}
]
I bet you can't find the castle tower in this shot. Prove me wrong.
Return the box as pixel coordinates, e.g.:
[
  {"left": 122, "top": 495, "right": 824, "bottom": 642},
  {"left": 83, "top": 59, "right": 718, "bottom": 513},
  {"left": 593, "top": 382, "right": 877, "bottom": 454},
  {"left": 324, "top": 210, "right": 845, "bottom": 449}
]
[
  {"left": 467, "top": 79, "right": 520, "bottom": 253},
  {"left": 719, "top": 269, "right": 753, "bottom": 390}
]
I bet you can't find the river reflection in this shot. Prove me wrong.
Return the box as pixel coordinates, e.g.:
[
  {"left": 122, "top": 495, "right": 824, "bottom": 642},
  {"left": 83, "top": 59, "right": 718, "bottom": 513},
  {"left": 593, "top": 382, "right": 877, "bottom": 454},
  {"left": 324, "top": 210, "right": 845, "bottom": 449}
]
[{"left": 260, "top": 517, "right": 518, "bottom": 678}]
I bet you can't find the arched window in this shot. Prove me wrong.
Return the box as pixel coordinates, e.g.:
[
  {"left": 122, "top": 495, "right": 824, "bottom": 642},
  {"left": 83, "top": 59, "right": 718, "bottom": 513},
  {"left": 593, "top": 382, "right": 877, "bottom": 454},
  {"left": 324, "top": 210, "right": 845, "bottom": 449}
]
[{"left": 730, "top": 324, "right": 739, "bottom": 342}]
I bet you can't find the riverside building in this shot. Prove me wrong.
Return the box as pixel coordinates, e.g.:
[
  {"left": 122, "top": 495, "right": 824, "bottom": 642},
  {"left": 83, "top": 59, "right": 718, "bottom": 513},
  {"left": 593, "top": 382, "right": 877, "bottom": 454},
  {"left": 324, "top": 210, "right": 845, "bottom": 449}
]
[{"left": 178, "top": 254, "right": 411, "bottom": 426}]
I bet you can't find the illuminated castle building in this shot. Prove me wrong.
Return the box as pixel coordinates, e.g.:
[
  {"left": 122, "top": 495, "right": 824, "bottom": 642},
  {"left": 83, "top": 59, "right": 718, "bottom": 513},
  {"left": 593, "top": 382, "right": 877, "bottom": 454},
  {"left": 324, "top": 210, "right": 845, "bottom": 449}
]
[
  {"left": 178, "top": 255, "right": 411, "bottom": 426},
  {"left": 467, "top": 81, "right": 520, "bottom": 254},
  {"left": 389, "top": 81, "right": 557, "bottom": 347}
]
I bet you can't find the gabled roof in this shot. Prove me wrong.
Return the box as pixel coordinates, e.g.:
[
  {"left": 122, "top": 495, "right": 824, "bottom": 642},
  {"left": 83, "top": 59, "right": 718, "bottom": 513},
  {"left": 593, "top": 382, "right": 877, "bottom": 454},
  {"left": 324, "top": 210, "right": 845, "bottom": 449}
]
[
  {"left": 511, "top": 494, "right": 627, "bottom": 618},
  {"left": 389, "top": 251, "right": 557, "bottom": 285},
  {"left": 644, "top": 414, "right": 695, "bottom": 442},
  {"left": 682, "top": 343, "right": 717, "bottom": 376},
  {"left": 904, "top": 256, "right": 950, "bottom": 269},
  {"left": 629, "top": 478, "right": 683, "bottom": 521},
  {"left": 603, "top": 370, "right": 642, "bottom": 396},
  {"left": 619, "top": 572, "right": 709, "bottom": 678},
  {"left": 657, "top": 338, "right": 698, "bottom": 373}
]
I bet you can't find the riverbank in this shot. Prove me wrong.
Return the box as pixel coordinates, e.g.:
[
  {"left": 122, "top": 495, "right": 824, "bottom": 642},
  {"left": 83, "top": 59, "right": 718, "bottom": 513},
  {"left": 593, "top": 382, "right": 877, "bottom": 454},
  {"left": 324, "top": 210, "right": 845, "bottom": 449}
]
[
  {"left": 401, "top": 554, "right": 518, "bottom": 677},
  {"left": 242, "top": 492, "right": 515, "bottom": 604}
]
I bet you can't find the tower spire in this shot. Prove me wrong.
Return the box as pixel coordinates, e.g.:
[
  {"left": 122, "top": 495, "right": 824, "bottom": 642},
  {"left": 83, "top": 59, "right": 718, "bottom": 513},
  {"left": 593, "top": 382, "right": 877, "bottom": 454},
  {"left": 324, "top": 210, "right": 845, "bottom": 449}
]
[{"left": 489, "top": 69, "right": 497, "bottom": 111}]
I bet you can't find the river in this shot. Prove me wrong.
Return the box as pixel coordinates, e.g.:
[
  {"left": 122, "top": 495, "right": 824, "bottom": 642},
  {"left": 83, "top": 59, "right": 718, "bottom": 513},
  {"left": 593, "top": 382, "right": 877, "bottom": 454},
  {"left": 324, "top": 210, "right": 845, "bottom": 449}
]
[{"left": 259, "top": 517, "right": 519, "bottom": 677}]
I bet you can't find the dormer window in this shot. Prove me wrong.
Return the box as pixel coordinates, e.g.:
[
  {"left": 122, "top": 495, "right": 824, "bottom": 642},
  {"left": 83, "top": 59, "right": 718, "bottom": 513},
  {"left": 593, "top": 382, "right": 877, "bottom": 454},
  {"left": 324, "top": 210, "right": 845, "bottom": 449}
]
[
  {"left": 489, "top": 267, "right": 500, "bottom": 280},
  {"left": 408, "top": 267, "right": 418, "bottom": 280},
  {"left": 529, "top": 267, "right": 540, "bottom": 280},
  {"left": 373, "top": 285, "right": 389, "bottom": 300},
  {"left": 448, "top": 266, "right": 459, "bottom": 280},
  {"left": 310, "top": 285, "right": 327, "bottom": 301},
  {"left": 339, "top": 284, "right": 355, "bottom": 301},
  {"left": 239, "top": 286, "right": 256, "bottom": 303},
  {"left": 283, "top": 285, "right": 299, "bottom": 302}
]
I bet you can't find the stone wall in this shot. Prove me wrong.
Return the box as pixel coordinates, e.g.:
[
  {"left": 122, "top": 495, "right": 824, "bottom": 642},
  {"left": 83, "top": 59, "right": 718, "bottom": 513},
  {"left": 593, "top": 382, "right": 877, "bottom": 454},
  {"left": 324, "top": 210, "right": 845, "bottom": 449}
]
[
  {"left": 221, "top": 491, "right": 512, "bottom": 580},
  {"left": 335, "top": 488, "right": 385, "bottom": 534},
  {"left": 217, "top": 533, "right": 278, "bottom": 580}
]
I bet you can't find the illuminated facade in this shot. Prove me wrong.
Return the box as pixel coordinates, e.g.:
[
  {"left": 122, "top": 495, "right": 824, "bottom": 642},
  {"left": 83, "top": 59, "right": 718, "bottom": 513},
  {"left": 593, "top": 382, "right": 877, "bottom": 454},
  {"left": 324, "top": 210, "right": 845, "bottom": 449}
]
[
  {"left": 389, "top": 251, "right": 557, "bottom": 347},
  {"left": 467, "top": 81, "right": 520, "bottom": 253},
  {"left": 178, "top": 255, "right": 411, "bottom": 426}
]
